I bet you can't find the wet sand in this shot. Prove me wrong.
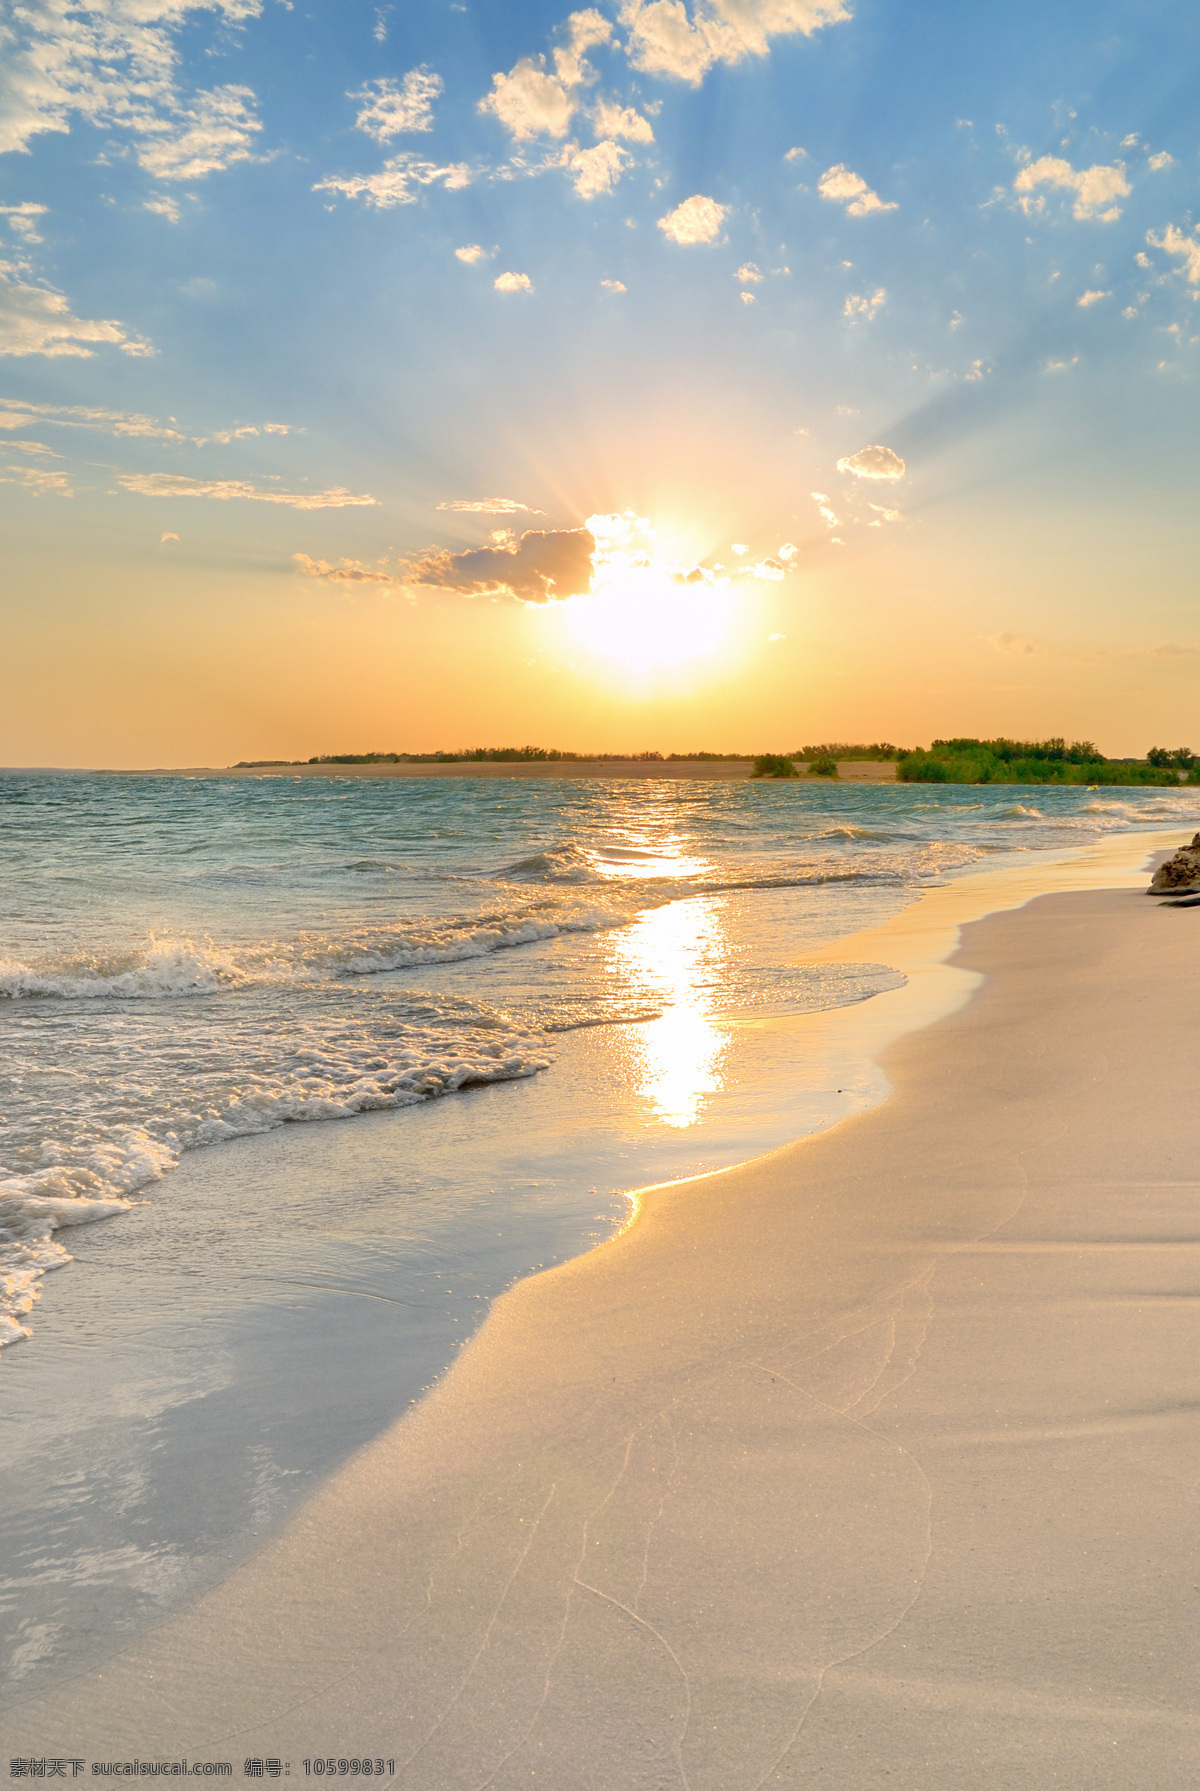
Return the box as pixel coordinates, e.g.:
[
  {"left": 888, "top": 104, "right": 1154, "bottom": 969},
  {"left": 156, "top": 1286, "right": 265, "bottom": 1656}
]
[{"left": 6, "top": 843, "right": 1198, "bottom": 1787}]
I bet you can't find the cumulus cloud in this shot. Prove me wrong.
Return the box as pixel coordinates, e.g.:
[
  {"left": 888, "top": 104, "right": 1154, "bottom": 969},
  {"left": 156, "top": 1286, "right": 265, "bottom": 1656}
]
[
  {"left": 408, "top": 526, "right": 595, "bottom": 602},
  {"left": 736, "top": 261, "right": 763, "bottom": 283},
  {"left": 569, "top": 138, "right": 631, "bottom": 197},
  {"left": 1147, "top": 150, "right": 1174, "bottom": 172},
  {"left": 591, "top": 97, "right": 654, "bottom": 142},
  {"left": 837, "top": 444, "right": 905, "bottom": 480},
  {"left": 843, "top": 287, "right": 886, "bottom": 321},
  {"left": 619, "top": 0, "right": 850, "bottom": 86},
  {"left": 811, "top": 492, "right": 839, "bottom": 528},
  {"left": 144, "top": 196, "right": 181, "bottom": 222},
  {"left": 818, "top": 164, "right": 897, "bottom": 216},
  {"left": 0, "top": 203, "right": 47, "bottom": 241},
  {"left": 436, "top": 497, "right": 544, "bottom": 513},
  {"left": 315, "top": 155, "right": 471, "bottom": 208},
  {"left": 1077, "top": 288, "right": 1109, "bottom": 307},
  {"left": 1013, "top": 156, "right": 1130, "bottom": 222},
  {"left": 0, "top": 267, "right": 151, "bottom": 358},
  {"left": 350, "top": 69, "right": 442, "bottom": 142},
  {"left": 455, "top": 243, "right": 487, "bottom": 262},
  {"left": 0, "top": 0, "right": 264, "bottom": 179},
  {"left": 1147, "top": 223, "right": 1200, "bottom": 284},
  {"left": 494, "top": 270, "right": 533, "bottom": 292},
  {"left": 657, "top": 193, "right": 727, "bottom": 243},
  {"left": 480, "top": 57, "right": 576, "bottom": 139},
  {"left": 479, "top": 12, "right": 611, "bottom": 142},
  {"left": 601, "top": 278, "right": 626, "bottom": 292},
  {"left": 293, "top": 553, "right": 396, "bottom": 583},
  {"left": 783, "top": 145, "right": 806, "bottom": 162},
  {"left": 119, "top": 474, "right": 376, "bottom": 508}
]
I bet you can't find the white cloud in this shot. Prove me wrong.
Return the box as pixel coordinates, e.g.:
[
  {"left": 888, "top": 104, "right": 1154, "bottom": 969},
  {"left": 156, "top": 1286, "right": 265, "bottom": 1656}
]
[
  {"left": 740, "top": 290, "right": 755, "bottom": 305},
  {"left": 144, "top": 196, "right": 181, "bottom": 222},
  {"left": 1147, "top": 150, "right": 1174, "bottom": 172},
  {"left": 601, "top": 277, "right": 626, "bottom": 291},
  {"left": 436, "top": 497, "right": 543, "bottom": 513},
  {"left": 455, "top": 244, "right": 487, "bottom": 263},
  {"left": 0, "top": 458, "right": 72, "bottom": 495},
  {"left": 736, "top": 261, "right": 763, "bottom": 282},
  {"left": 619, "top": 0, "right": 850, "bottom": 86},
  {"left": 479, "top": 58, "right": 575, "bottom": 140},
  {"left": 783, "top": 145, "right": 806, "bottom": 162},
  {"left": 0, "top": 0, "right": 264, "bottom": 175},
  {"left": 818, "top": 164, "right": 897, "bottom": 216},
  {"left": 768, "top": 631, "right": 786, "bottom": 640},
  {"left": 591, "top": 97, "right": 654, "bottom": 142},
  {"left": 778, "top": 542, "right": 797, "bottom": 560},
  {"left": 293, "top": 553, "right": 395, "bottom": 583},
  {"left": 494, "top": 270, "right": 533, "bottom": 291},
  {"left": 1077, "top": 288, "right": 1109, "bottom": 307},
  {"left": 479, "top": 12, "right": 612, "bottom": 144},
  {"left": 657, "top": 192, "right": 727, "bottom": 243},
  {"left": 569, "top": 138, "right": 630, "bottom": 197},
  {"left": 350, "top": 69, "right": 442, "bottom": 142},
  {"left": 0, "top": 203, "right": 47, "bottom": 241},
  {"left": 1013, "top": 156, "right": 1130, "bottom": 222},
  {"left": 1042, "top": 354, "right": 1079, "bottom": 373},
  {"left": 748, "top": 557, "right": 785, "bottom": 579},
  {"left": 812, "top": 492, "right": 839, "bottom": 528},
  {"left": 161, "top": 531, "right": 178, "bottom": 542},
  {"left": 314, "top": 155, "right": 472, "bottom": 208},
  {"left": 1147, "top": 223, "right": 1200, "bottom": 285},
  {"left": 136, "top": 84, "right": 261, "bottom": 181},
  {"left": 868, "top": 502, "right": 900, "bottom": 522},
  {"left": 843, "top": 286, "right": 886, "bottom": 321},
  {"left": 731, "top": 542, "right": 747, "bottom": 554},
  {"left": 119, "top": 474, "right": 376, "bottom": 507},
  {"left": 837, "top": 444, "right": 905, "bottom": 480},
  {"left": 553, "top": 9, "right": 614, "bottom": 84},
  {"left": 0, "top": 266, "right": 150, "bottom": 358}
]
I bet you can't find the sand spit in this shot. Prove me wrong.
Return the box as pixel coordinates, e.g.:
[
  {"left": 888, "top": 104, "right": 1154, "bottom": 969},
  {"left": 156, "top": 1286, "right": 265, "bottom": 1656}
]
[
  {"left": 6, "top": 839, "right": 1198, "bottom": 1787},
  {"left": 104, "top": 758, "right": 900, "bottom": 781}
]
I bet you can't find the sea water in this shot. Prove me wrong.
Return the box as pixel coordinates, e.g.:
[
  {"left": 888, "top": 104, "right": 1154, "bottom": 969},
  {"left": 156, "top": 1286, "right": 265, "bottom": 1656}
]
[{"left": 2, "top": 770, "right": 1197, "bottom": 1694}]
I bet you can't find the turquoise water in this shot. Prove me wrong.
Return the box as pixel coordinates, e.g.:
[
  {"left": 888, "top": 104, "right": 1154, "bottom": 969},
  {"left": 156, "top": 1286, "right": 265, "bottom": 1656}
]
[{"left": 2, "top": 770, "right": 1197, "bottom": 1347}]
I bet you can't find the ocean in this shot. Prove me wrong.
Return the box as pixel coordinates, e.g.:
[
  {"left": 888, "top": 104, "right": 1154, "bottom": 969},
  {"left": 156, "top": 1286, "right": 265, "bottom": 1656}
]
[{"left": 1, "top": 769, "right": 1197, "bottom": 1695}]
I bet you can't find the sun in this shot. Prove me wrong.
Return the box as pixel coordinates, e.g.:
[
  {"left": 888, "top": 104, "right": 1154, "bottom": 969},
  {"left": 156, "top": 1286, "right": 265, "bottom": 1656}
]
[{"left": 559, "top": 510, "right": 739, "bottom": 677}]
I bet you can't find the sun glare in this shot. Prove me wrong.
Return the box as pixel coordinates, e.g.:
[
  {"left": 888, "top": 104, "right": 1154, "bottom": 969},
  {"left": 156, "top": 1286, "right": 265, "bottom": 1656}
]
[{"left": 564, "top": 511, "right": 738, "bottom": 676}]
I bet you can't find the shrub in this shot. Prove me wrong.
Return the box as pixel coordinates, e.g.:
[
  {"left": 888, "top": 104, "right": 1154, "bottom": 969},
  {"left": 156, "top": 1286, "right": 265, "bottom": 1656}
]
[
  {"left": 807, "top": 752, "right": 838, "bottom": 778},
  {"left": 752, "top": 754, "right": 798, "bottom": 778}
]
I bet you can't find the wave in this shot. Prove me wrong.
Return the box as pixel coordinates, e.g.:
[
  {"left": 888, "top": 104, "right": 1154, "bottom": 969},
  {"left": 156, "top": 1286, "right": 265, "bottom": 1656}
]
[
  {"left": 0, "top": 901, "right": 632, "bottom": 1001},
  {"left": 0, "top": 1000, "right": 552, "bottom": 1345}
]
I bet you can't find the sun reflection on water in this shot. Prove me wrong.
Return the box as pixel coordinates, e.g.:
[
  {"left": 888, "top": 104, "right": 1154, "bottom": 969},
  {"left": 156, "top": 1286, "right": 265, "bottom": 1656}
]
[{"left": 607, "top": 893, "right": 730, "bottom": 1128}]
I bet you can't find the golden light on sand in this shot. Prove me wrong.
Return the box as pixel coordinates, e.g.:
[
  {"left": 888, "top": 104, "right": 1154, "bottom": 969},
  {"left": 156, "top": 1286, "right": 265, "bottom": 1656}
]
[
  {"left": 565, "top": 510, "right": 737, "bottom": 677},
  {"left": 608, "top": 894, "right": 729, "bottom": 1127}
]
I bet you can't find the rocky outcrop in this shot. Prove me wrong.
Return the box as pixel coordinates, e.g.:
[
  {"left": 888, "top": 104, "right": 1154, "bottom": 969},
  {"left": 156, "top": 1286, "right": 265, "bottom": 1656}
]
[{"left": 1149, "top": 833, "right": 1200, "bottom": 894}]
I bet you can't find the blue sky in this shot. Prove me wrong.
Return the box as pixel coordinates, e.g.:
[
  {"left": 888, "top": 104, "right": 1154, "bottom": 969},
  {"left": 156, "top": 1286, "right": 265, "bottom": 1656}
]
[{"left": 2, "top": 0, "right": 1199, "bottom": 762}]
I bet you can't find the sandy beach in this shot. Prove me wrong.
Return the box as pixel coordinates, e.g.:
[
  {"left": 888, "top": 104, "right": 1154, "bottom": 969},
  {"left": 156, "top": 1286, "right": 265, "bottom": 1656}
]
[{"left": 6, "top": 840, "right": 1198, "bottom": 1786}]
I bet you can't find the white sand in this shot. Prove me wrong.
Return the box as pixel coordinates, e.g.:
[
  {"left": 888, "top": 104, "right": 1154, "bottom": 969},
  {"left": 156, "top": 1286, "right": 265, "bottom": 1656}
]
[{"left": 6, "top": 835, "right": 1198, "bottom": 1787}]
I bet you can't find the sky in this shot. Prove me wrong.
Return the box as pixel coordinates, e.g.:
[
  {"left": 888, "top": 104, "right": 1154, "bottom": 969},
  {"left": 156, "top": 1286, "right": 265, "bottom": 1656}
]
[{"left": 1, "top": 0, "right": 1198, "bottom": 765}]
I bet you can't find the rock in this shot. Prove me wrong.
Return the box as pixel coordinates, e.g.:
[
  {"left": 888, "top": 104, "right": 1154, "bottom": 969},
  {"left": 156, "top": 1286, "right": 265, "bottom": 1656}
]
[{"left": 1148, "top": 833, "right": 1200, "bottom": 894}]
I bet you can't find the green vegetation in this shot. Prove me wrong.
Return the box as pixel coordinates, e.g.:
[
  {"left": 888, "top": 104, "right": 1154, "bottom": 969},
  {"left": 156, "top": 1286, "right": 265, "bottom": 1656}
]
[
  {"left": 897, "top": 737, "right": 1188, "bottom": 786},
  {"left": 1147, "top": 746, "right": 1196, "bottom": 770},
  {"left": 794, "top": 742, "right": 903, "bottom": 761},
  {"left": 751, "top": 754, "right": 798, "bottom": 778},
  {"left": 807, "top": 752, "right": 839, "bottom": 778}
]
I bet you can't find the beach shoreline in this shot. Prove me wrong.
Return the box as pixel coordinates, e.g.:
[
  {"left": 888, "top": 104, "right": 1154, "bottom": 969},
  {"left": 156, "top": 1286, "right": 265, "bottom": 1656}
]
[{"left": 6, "top": 829, "right": 1198, "bottom": 1787}]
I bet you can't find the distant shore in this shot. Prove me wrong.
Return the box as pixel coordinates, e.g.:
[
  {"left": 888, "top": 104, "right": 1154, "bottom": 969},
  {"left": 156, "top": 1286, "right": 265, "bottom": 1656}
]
[{"left": 118, "top": 757, "right": 900, "bottom": 782}]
